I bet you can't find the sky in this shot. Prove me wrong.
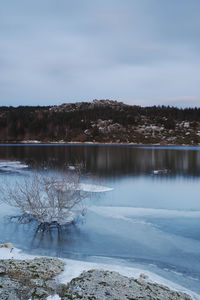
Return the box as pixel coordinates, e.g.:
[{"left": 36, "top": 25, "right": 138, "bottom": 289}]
[{"left": 0, "top": 0, "right": 200, "bottom": 107}]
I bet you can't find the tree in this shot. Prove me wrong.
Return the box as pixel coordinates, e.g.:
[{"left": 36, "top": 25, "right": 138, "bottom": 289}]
[{"left": 0, "top": 170, "right": 88, "bottom": 229}]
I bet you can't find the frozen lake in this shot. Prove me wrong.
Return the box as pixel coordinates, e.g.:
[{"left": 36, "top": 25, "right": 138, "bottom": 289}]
[{"left": 0, "top": 144, "right": 200, "bottom": 296}]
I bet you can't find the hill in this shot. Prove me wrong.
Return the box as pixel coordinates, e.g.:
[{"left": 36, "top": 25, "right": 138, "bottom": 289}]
[{"left": 0, "top": 100, "right": 200, "bottom": 144}]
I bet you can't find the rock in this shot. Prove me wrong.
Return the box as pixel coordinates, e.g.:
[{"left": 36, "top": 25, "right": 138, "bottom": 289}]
[
  {"left": 139, "top": 273, "right": 148, "bottom": 279},
  {"left": 33, "top": 287, "right": 50, "bottom": 299},
  {"left": 61, "top": 269, "right": 192, "bottom": 300},
  {"left": 0, "top": 243, "right": 13, "bottom": 248},
  {"left": 0, "top": 258, "right": 193, "bottom": 300},
  {"left": 4, "top": 243, "right": 13, "bottom": 249},
  {"left": 0, "top": 266, "right": 6, "bottom": 275},
  {"left": 0, "top": 257, "right": 65, "bottom": 299},
  {"left": 0, "top": 257, "right": 65, "bottom": 280}
]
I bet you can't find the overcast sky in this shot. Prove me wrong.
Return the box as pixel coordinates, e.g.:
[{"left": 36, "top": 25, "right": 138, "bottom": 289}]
[{"left": 0, "top": 0, "right": 200, "bottom": 107}]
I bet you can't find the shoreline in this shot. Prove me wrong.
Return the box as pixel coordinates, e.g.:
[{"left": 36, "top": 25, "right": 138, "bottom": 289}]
[
  {"left": 0, "top": 246, "right": 199, "bottom": 300},
  {"left": 0, "top": 141, "right": 200, "bottom": 147}
]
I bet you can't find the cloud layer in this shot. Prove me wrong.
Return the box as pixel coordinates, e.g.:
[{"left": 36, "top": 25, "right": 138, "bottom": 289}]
[{"left": 0, "top": 0, "right": 200, "bottom": 107}]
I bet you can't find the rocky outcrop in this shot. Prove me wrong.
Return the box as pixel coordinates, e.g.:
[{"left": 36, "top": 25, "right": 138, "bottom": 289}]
[
  {"left": 0, "top": 257, "right": 65, "bottom": 300},
  {"left": 62, "top": 269, "right": 192, "bottom": 300},
  {"left": 49, "top": 100, "right": 127, "bottom": 113},
  {"left": 0, "top": 258, "right": 193, "bottom": 300}
]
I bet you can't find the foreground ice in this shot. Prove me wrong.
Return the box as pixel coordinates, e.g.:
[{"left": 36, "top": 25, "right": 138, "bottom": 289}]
[{"left": 0, "top": 247, "right": 199, "bottom": 300}]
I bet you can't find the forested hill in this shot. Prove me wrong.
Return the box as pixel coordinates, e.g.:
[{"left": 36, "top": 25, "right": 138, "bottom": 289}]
[{"left": 0, "top": 100, "right": 200, "bottom": 144}]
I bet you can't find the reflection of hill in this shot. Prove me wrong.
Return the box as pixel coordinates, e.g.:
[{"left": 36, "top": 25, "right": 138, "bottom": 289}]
[{"left": 0, "top": 145, "right": 200, "bottom": 177}]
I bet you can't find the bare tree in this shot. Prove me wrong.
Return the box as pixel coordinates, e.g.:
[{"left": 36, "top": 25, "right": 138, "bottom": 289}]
[{"left": 0, "top": 170, "right": 88, "bottom": 228}]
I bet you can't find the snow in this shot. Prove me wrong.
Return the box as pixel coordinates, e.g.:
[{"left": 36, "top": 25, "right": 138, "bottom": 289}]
[
  {"left": 0, "top": 160, "right": 28, "bottom": 172},
  {"left": 31, "top": 295, "right": 61, "bottom": 300},
  {"left": 78, "top": 183, "right": 113, "bottom": 192},
  {"left": 153, "top": 170, "right": 159, "bottom": 175},
  {"left": 153, "top": 169, "right": 168, "bottom": 175},
  {"left": 23, "top": 140, "right": 40, "bottom": 143},
  {"left": 52, "top": 182, "right": 113, "bottom": 193},
  {"left": 0, "top": 247, "right": 199, "bottom": 300},
  {"left": 0, "top": 247, "right": 34, "bottom": 260},
  {"left": 46, "top": 295, "right": 61, "bottom": 300},
  {"left": 68, "top": 165, "right": 76, "bottom": 170}
]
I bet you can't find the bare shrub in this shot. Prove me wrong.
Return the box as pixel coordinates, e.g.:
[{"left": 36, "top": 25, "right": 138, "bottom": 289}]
[{"left": 0, "top": 170, "right": 88, "bottom": 227}]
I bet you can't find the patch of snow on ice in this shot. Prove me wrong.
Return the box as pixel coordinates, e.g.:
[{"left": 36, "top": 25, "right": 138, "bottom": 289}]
[
  {"left": 52, "top": 182, "right": 113, "bottom": 193},
  {"left": 78, "top": 183, "right": 113, "bottom": 192},
  {"left": 68, "top": 165, "right": 76, "bottom": 170},
  {"left": 0, "top": 160, "right": 28, "bottom": 172}
]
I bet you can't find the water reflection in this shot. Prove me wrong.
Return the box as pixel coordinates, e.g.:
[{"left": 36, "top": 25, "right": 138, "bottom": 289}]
[
  {"left": 0, "top": 144, "right": 200, "bottom": 177},
  {"left": 1, "top": 214, "right": 83, "bottom": 253}
]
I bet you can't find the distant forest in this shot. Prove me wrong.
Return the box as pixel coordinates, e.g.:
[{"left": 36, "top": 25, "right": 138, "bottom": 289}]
[{"left": 0, "top": 101, "right": 200, "bottom": 144}]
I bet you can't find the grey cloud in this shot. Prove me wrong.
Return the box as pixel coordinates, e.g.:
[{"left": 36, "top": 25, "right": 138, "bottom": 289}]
[{"left": 0, "top": 0, "right": 199, "bottom": 107}]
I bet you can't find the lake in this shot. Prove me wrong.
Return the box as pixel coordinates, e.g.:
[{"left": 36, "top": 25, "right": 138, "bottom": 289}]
[{"left": 0, "top": 144, "right": 200, "bottom": 295}]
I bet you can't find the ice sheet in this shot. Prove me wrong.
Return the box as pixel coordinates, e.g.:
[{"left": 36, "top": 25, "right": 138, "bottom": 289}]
[{"left": 89, "top": 206, "right": 200, "bottom": 219}]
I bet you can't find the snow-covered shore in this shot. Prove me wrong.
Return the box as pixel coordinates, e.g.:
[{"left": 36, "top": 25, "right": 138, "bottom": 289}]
[
  {"left": 2, "top": 141, "right": 200, "bottom": 148},
  {"left": 0, "top": 246, "right": 199, "bottom": 300}
]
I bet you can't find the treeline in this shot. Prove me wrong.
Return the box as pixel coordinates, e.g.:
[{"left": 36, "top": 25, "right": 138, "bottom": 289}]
[{"left": 0, "top": 101, "right": 199, "bottom": 142}]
